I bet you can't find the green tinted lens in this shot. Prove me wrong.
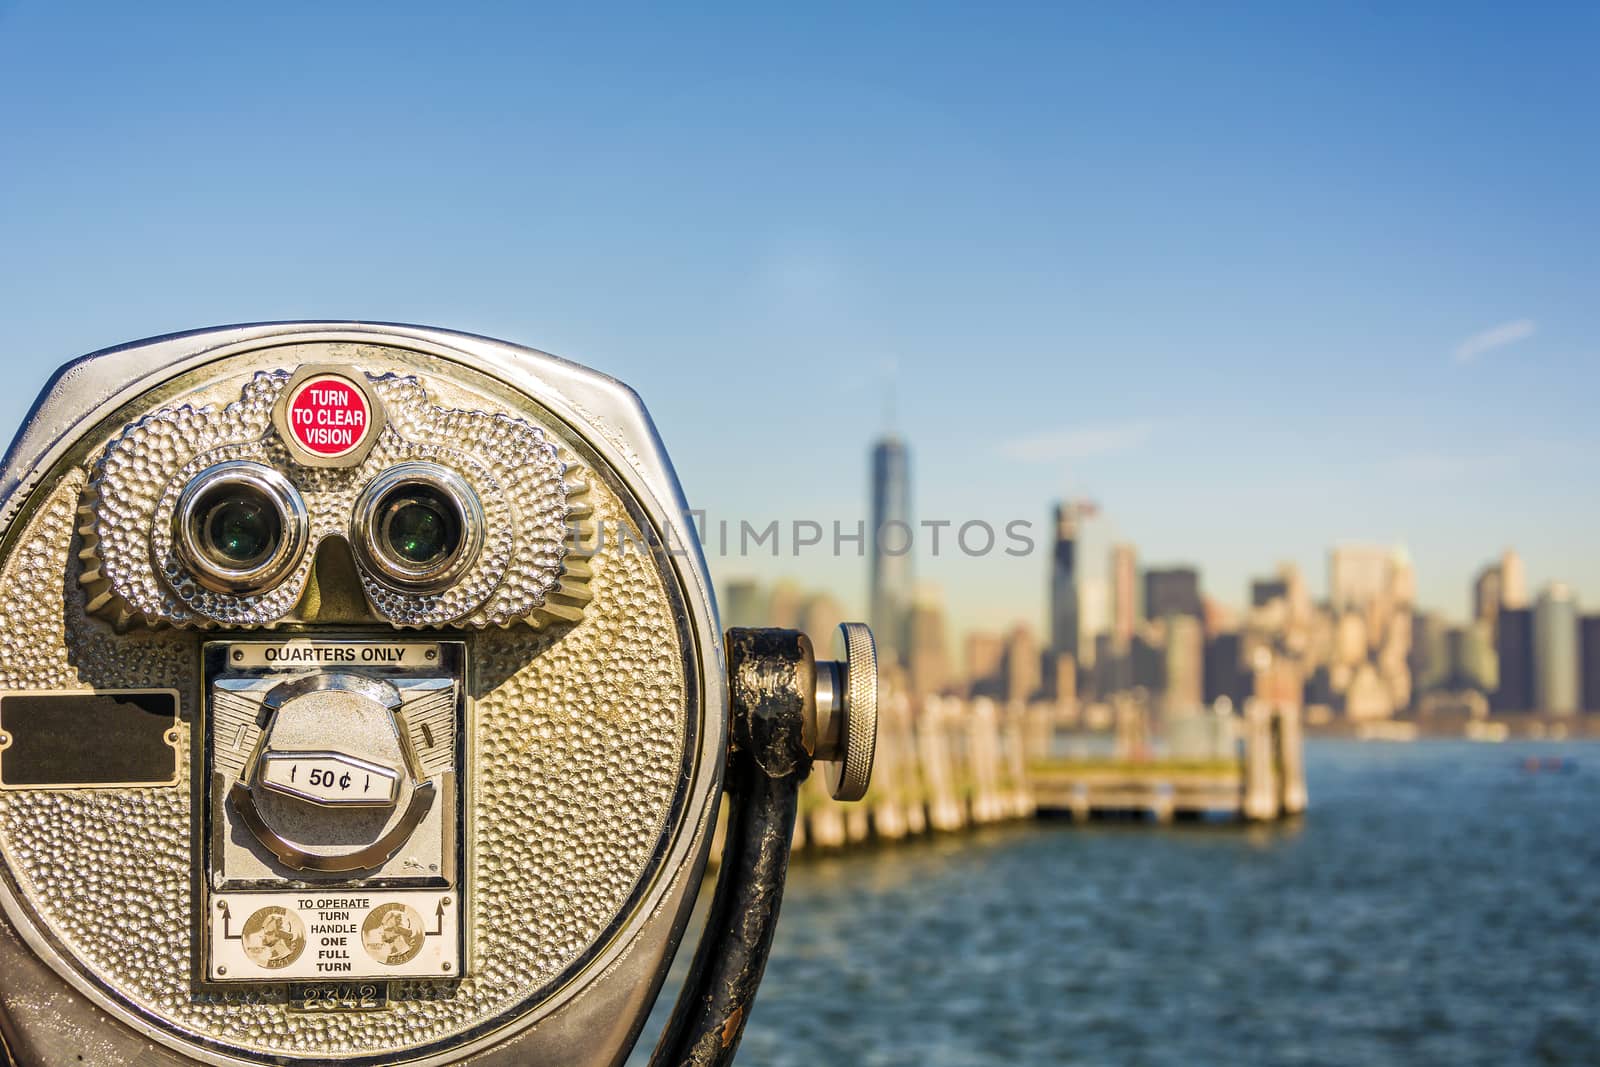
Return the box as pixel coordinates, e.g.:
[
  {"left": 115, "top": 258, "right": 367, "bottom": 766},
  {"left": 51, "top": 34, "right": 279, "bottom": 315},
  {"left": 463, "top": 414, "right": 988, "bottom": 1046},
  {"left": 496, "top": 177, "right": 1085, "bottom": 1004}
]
[
  {"left": 381, "top": 489, "right": 461, "bottom": 568},
  {"left": 199, "top": 489, "right": 280, "bottom": 568}
]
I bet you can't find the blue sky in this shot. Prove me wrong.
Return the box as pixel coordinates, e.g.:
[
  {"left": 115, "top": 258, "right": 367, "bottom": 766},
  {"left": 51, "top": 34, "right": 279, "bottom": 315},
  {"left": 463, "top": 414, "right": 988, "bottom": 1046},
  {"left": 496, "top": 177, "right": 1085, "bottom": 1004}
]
[{"left": 1, "top": 3, "right": 1595, "bottom": 635}]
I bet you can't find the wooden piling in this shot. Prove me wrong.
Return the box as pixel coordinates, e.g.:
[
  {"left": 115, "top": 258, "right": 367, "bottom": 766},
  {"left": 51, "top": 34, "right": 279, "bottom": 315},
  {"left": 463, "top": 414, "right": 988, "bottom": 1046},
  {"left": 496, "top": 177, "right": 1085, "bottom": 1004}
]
[{"left": 1242, "top": 699, "right": 1281, "bottom": 821}]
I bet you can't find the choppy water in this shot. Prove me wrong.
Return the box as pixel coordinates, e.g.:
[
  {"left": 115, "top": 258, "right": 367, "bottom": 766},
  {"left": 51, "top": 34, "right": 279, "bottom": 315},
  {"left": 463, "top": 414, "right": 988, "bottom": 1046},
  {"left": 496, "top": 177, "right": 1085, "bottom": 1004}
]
[{"left": 631, "top": 741, "right": 1600, "bottom": 1066}]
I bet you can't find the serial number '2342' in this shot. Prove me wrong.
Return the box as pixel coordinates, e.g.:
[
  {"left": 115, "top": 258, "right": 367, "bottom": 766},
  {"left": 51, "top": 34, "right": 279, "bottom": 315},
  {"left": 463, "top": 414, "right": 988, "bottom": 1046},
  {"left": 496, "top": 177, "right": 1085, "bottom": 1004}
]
[{"left": 288, "top": 982, "right": 389, "bottom": 1013}]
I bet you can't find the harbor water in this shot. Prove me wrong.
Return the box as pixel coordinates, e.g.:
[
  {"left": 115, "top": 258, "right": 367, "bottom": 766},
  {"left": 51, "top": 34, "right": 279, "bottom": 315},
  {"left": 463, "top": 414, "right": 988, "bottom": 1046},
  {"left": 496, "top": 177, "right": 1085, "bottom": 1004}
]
[{"left": 632, "top": 740, "right": 1600, "bottom": 1066}]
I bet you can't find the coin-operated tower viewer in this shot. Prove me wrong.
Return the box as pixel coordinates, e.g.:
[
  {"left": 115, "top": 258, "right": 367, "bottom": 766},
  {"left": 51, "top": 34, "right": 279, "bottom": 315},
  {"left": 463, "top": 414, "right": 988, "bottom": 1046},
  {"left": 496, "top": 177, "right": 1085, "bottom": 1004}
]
[{"left": 0, "top": 323, "right": 877, "bottom": 1067}]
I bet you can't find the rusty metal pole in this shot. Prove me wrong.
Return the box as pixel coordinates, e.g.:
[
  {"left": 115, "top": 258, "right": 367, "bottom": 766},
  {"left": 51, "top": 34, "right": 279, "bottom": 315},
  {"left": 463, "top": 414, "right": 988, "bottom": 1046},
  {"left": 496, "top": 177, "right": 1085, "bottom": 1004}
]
[{"left": 651, "top": 624, "right": 878, "bottom": 1066}]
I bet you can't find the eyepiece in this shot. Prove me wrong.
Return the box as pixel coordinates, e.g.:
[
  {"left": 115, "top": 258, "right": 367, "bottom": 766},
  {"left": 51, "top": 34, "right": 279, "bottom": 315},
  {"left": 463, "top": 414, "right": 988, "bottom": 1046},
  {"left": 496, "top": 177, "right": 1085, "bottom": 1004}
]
[
  {"left": 353, "top": 463, "right": 483, "bottom": 593},
  {"left": 175, "top": 462, "right": 308, "bottom": 594},
  {"left": 382, "top": 486, "right": 460, "bottom": 567}
]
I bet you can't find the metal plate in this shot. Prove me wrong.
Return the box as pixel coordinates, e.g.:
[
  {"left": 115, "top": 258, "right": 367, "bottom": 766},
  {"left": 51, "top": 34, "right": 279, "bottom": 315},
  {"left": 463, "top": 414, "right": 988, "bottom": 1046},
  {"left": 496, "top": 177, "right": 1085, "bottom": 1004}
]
[
  {"left": 208, "top": 890, "right": 460, "bottom": 982},
  {"left": 0, "top": 690, "right": 181, "bottom": 789}
]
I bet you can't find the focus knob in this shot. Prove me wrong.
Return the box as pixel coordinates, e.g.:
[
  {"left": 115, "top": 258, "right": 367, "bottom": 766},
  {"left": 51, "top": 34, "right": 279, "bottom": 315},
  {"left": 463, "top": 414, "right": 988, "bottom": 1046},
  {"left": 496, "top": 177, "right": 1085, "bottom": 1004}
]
[{"left": 813, "top": 622, "right": 878, "bottom": 802}]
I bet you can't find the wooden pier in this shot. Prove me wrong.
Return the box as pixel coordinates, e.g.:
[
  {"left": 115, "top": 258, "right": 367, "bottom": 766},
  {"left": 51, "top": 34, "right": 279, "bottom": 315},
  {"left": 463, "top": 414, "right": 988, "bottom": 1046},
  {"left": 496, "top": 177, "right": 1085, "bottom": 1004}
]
[
  {"left": 785, "top": 694, "right": 1308, "bottom": 854},
  {"left": 1030, "top": 703, "right": 1306, "bottom": 822}
]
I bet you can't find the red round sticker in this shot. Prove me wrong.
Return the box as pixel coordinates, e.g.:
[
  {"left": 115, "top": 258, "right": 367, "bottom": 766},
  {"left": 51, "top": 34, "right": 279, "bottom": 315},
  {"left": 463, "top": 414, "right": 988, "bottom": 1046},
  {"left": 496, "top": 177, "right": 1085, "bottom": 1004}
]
[{"left": 284, "top": 375, "right": 371, "bottom": 458}]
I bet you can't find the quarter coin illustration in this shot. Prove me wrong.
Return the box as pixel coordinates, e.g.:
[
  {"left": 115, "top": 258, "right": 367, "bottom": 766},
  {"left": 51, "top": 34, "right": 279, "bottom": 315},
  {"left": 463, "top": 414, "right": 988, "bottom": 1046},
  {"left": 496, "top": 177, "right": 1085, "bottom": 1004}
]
[
  {"left": 240, "top": 906, "right": 306, "bottom": 969},
  {"left": 362, "top": 902, "right": 425, "bottom": 965}
]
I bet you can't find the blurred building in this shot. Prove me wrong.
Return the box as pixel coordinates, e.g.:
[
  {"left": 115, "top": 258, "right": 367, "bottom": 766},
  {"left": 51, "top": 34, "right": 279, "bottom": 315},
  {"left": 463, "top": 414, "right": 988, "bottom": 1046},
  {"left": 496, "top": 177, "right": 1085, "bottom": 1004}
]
[
  {"left": 1132, "top": 626, "right": 1165, "bottom": 693},
  {"left": 1202, "top": 597, "right": 1236, "bottom": 636},
  {"left": 1473, "top": 563, "right": 1502, "bottom": 632},
  {"left": 1582, "top": 615, "right": 1600, "bottom": 713},
  {"left": 869, "top": 436, "right": 913, "bottom": 668},
  {"left": 1410, "top": 612, "right": 1450, "bottom": 694},
  {"left": 1110, "top": 542, "right": 1138, "bottom": 645},
  {"left": 801, "top": 591, "right": 846, "bottom": 661},
  {"left": 1332, "top": 611, "right": 1368, "bottom": 676},
  {"left": 1494, "top": 607, "right": 1535, "bottom": 713},
  {"left": 905, "top": 585, "right": 951, "bottom": 701},
  {"left": 1090, "top": 632, "right": 1120, "bottom": 699},
  {"left": 1003, "top": 625, "right": 1042, "bottom": 703},
  {"left": 965, "top": 631, "right": 1005, "bottom": 699},
  {"left": 1078, "top": 578, "right": 1109, "bottom": 662},
  {"left": 1473, "top": 549, "right": 1527, "bottom": 636},
  {"left": 1204, "top": 630, "right": 1247, "bottom": 706},
  {"left": 1144, "top": 567, "right": 1202, "bottom": 622},
  {"left": 1500, "top": 549, "right": 1528, "bottom": 609},
  {"left": 1279, "top": 561, "right": 1312, "bottom": 630},
  {"left": 1533, "top": 584, "right": 1578, "bottom": 715},
  {"left": 1251, "top": 577, "right": 1289, "bottom": 607},
  {"left": 1048, "top": 652, "right": 1076, "bottom": 710},
  {"left": 1163, "top": 615, "right": 1204, "bottom": 714},
  {"left": 721, "top": 578, "right": 766, "bottom": 631},
  {"left": 1344, "top": 662, "right": 1394, "bottom": 720},
  {"left": 1049, "top": 502, "right": 1081, "bottom": 662},
  {"left": 767, "top": 579, "right": 804, "bottom": 630},
  {"left": 1253, "top": 651, "right": 1306, "bottom": 712},
  {"left": 1329, "top": 544, "right": 1390, "bottom": 611},
  {"left": 1453, "top": 620, "right": 1499, "bottom": 694},
  {"left": 1388, "top": 548, "right": 1416, "bottom": 607},
  {"left": 1376, "top": 609, "right": 1412, "bottom": 713}
]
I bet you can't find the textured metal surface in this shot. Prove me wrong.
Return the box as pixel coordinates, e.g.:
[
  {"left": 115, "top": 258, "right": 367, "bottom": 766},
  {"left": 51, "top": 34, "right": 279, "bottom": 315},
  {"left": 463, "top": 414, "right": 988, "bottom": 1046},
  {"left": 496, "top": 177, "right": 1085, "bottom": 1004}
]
[
  {"left": 80, "top": 368, "right": 587, "bottom": 630},
  {"left": 724, "top": 629, "right": 814, "bottom": 780},
  {"left": 823, "top": 622, "right": 878, "bottom": 803},
  {"left": 0, "top": 337, "right": 705, "bottom": 1065}
]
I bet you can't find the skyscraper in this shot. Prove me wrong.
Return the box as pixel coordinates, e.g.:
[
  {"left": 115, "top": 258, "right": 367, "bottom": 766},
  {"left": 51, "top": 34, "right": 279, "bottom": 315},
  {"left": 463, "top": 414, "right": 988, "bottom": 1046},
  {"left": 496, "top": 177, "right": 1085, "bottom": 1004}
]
[
  {"left": 906, "top": 585, "right": 951, "bottom": 701},
  {"left": 1049, "top": 503, "right": 1079, "bottom": 661},
  {"left": 1533, "top": 584, "right": 1578, "bottom": 715},
  {"left": 1131, "top": 627, "right": 1165, "bottom": 693},
  {"left": 1500, "top": 549, "right": 1528, "bottom": 609},
  {"left": 1410, "top": 612, "right": 1450, "bottom": 693},
  {"left": 964, "top": 631, "right": 1005, "bottom": 698},
  {"left": 1329, "top": 544, "right": 1390, "bottom": 611},
  {"left": 1089, "top": 632, "right": 1120, "bottom": 699},
  {"left": 1250, "top": 577, "right": 1289, "bottom": 607},
  {"left": 1204, "top": 631, "right": 1247, "bottom": 706},
  {"left": 1279, "top": 561, "right": 1312, "bottom": 628},
  {"left": 1003, "top": 624, "right": 1042, "bottom": 704},
  {"left": 1581, "top": 615, "right": 1600, "bottom": 712},
  {"left": 869, "top": 436, "right": 912, "bottom": 668},
  {"left": 1163, "top": 615, "right": 1204, "bottom": 713},
  {"left": 1494, "top": 607, "right": 1535, "bottom": 713},
  {"left": 1383, "top": 547, "right": 1415, "bottom": 607},
  {"left": 1473, "top": 563, "right": 1502, "bottom": 631},
  {"left": 1458, "top": 620, "right": 1499, "bottom": 694},
  {"left": 1143, "top": 567, "right": 1202, "bottom": 621},
  {"left": 1110, "top": 542, "right": 1138, "bottom": 646}
]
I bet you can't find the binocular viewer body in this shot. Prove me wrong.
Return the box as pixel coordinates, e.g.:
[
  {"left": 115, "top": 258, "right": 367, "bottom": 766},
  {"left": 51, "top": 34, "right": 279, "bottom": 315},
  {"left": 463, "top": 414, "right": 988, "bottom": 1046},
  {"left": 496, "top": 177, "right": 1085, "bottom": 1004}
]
[{"left": 0, "top": 324, "right": 874, "bottom": 1066}]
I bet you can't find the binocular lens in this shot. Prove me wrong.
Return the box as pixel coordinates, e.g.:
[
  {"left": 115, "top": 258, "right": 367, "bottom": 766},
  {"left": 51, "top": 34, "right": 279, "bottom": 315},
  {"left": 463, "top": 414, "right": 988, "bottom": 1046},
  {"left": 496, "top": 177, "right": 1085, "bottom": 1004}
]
[
  {"left": 199, "top": 487, "right": 280, "bottom": 567},
  {"left": 380, "top": 488, "right": 461, "bottom": 568},
  {"left": 173, "top": 462, "right": 307, "bottom": 594},
  {"left": 354, "top": 463, "right": 484, "bottom": 593}
]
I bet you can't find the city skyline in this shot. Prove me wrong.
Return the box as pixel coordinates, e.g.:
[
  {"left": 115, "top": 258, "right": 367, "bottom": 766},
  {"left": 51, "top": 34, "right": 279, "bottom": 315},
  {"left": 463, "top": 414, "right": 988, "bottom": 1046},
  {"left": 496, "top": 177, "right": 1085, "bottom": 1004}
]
[
  {"left": 712, "top": 428, "right": 1592, "bottom": 643},
  {"left": 722, "top": 428, "right": 1598, "bottom": 719}
]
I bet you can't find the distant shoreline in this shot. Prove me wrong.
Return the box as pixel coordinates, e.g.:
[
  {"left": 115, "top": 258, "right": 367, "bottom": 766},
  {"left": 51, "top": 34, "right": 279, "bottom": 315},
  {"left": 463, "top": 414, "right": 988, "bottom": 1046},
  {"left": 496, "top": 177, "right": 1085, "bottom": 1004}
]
[{"left": 1305, "top": 712, "right": 1600, "bottom": 742}]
